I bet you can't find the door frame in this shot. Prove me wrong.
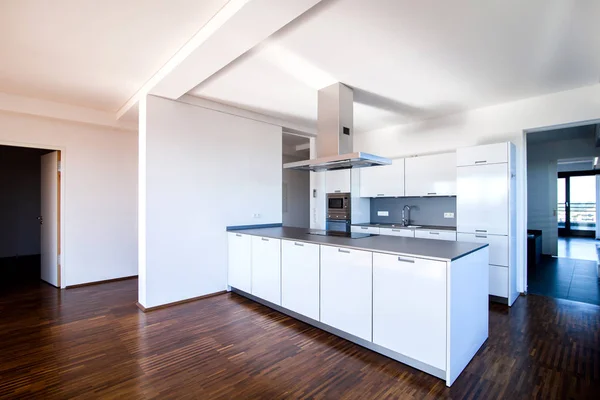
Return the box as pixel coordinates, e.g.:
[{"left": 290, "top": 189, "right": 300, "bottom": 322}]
[
  {"left": 558, "top": 170, "right": 599, "bottom": 238},
  {"left": 0, "top": 139, "right": 66, "bottom": 289}
]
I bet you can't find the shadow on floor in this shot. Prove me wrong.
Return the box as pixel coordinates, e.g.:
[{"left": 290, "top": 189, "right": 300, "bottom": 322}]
[{"left": 528, "top": 255, "right": 599, "bottom": 305}]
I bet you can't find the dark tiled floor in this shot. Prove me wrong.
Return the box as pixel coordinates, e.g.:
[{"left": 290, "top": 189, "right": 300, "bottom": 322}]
[
  {"left": 557, "top": 236, "right": 598, "bottom": 261},
  {"left": 528, "top": 256, "right": 600, "bottom": 305}
]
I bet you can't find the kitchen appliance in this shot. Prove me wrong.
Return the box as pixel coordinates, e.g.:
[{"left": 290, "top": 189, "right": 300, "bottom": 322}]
[
  {"left": 326, "top": 192, "right": 351, "bottom": 232},
  {"left": 283, "top": 83, "right": 391, "bottom": 172},
  {"left": 307, "top": 230, "right": 375, "bottom": 239}
]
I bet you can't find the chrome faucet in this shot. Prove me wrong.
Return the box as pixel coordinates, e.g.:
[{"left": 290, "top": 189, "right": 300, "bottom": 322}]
[{"left": 402, "top": 205, "right": 411, "bottom": 227}]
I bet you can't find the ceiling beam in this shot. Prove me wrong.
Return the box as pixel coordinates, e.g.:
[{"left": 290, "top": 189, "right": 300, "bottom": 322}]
[{"left": 117, "top": 0, "right": 323, "bottom": 120}]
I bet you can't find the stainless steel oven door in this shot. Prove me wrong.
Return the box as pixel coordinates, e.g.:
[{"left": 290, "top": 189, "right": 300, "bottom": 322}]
[{"left": 326, "top": 219, "right": 350, "bottom": 232}]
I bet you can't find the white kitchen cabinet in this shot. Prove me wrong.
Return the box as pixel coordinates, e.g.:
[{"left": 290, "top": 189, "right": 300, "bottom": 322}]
[
  {"left": 405, "top": 153, "right": 457, "bottom": 196},
  {"left": 415, "top": 229, "right": 457, "bottom": 241},
  {"left": 351, "top": 225, "right": 380, "bottom": 234},
  {"left": 359, "top": 158, "right": 405, "bottom": 198},
  {"left": 456, "top": 163, "right": 508, "bottom": 235},
  {"left": 489, "top": 265, "right": 508, "bottom": 297},
  {"left": 379, "top": 227, "right": 414, "bottom": 237},
  {"left": 457, "top": 233, "right": 508, "bottom": 267},
  {"left": 456, "top": 142, "right": 509, "bottom": 166},
  {"left": 251, "top": 236, "right": 281, "bottom": 305},
  {"left": 325, "top": 169, "right": 351, "bottom": 193},
  {"left": 227, "top": 232, "right": 252, "bottom": 293},
  {"left": 320, "top": 245, "right": 372, "bottom": 341},
  {"left": 373, "top": 252, "right": 447, "bottom": 370},
  {"left": 281, "top": 240, "right": 320, "bottom": 321}
]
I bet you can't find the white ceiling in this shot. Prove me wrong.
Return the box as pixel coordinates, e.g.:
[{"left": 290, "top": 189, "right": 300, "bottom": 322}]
[
  {"left": 0, "top": 0, "right": 228, "bottom": 111},
  {"left": 190, "top": 0, "right": 600, "bottom": 133}
]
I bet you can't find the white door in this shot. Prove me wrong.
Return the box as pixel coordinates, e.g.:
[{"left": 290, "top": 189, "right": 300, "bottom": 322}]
[
  {"left": 40, "top": 151, "right": 59, "bottom": 287},
  {"left": 456, "top": 164, "right": 508, "bottom": 235},
  {"left": 251, "top": 236, "right": 281, "bottom": 305},
  {"left": 281, "top": 240, "right": 320, "bottom": 320},
  {"left": 320, "top": 245, "right": 372, "bottom": 341},
  {"left": 228, "top": 233, "right": 252, "bottom": 292},
  {"left": 373, "top": 253, "right": 447, "bottom": 369}
]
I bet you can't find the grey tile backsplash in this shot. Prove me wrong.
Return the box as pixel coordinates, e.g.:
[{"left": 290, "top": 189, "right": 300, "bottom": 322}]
[{"left": 370, "top": 197, "right": 457, "bottom": 227}]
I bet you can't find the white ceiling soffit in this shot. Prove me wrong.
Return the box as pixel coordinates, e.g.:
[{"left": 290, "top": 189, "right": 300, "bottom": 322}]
[
  {"left": 117, "top": 0, "right": 324, "bottom": 119},
  {"left": 189, "top": 0, "right": 600, "bottom": 134},
  {"left": 527, "top": 124, "right": 597, "bottom": 144}
]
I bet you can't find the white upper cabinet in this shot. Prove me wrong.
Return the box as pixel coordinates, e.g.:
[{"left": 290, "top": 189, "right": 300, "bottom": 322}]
[
  {"left": 405, "top": 153, "right": 457, "bottom": 196},
  {"left": 457, "top": 163, "right": 509, "bottom": 235},
  {"left": 251, "top": 236, "right": 281, "bottom": 305},
  {"left": 281, "top": 240, "right": 320, "bottom": 321},
  {"left": 320, "top": 245, "right": 372, "bottom": 341},
  {"left": 325, "top": 169, "right": 351, "bottom": 193},
  {"left": 359, "top": 158, "right": 405, "bottom": 198},
  {"left": 456, "top": 143, "right": 509, "bottom": 166},
  {"left": 227, "top": 233, "right": 252, "bottom": 293}
]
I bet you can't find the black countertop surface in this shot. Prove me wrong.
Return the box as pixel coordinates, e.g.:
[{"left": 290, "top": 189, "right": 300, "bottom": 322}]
[
  {"left": 229, "top": 227, "right": 487, "bottom": 262},
  {"left": 352, "top": 223, "right": 457, "bottom": 231}
]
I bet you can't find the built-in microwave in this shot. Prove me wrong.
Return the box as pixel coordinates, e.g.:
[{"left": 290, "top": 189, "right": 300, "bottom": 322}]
[{"left": 326, "top": 192, "right": 350, "bottom": 220}]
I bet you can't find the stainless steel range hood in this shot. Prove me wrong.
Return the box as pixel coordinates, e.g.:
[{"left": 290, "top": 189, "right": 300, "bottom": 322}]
[{"left": 283, "top": 83, "right": 391, "bottom": 172}]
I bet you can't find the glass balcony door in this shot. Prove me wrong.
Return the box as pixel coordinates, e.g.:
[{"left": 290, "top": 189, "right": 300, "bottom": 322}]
[{"left": 558, "top": 173, "right": 597, "bottom": 237}]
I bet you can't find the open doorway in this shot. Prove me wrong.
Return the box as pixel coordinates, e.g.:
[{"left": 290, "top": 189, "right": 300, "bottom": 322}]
[
  {"left": 0, "top": 145, "right": 62, "bottom": 293},
  {"left": 282, "top": 132, "right": 310, "bottom": 228},
  {"left": 526, "top": 123, "right": 600, "bottom": 305}
]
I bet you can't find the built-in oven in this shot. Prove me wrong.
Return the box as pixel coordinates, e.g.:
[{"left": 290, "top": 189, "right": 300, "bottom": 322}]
[{"left": 326, "top": 193, "right": 351, "bottom": 232}]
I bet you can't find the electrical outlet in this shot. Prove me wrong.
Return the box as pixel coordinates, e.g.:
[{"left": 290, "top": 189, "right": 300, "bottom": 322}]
[
  {"left": 253, "top": 213, "right": 261, "bottom": 219},
  {"left": 377, "top": 211, "right": 389, "bottom": 217},
  {"left": 444, "top": 212, "right": 454, "bottom": 218}
]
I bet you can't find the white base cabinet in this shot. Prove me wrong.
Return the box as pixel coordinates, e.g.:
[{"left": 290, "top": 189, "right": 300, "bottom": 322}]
[
  {"left": 351, "top": 225, "right": 380, "bottom": 234},
  {"left": 281, "top": 240, "right": 320, "bottom": 321},
  {"left": 379, "top": 227, "right": 414, "bottom": 237},
  {"left": 373, "top": 253, "right": 447, "bottom": 370},
  {"left": 415, "top": 229, "right": 457, "bottom": 241},
  {"left": 251, "top": 236, "right": 281, "bottom": 305},
  {"left": 320, "top": 245, "right": 372, "bottom": 341},
  {"left": 227, "top": 233, "right": 252, "bottom": 293}
]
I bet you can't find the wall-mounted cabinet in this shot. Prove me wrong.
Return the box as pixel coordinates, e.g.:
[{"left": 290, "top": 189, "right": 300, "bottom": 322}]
[
  {"left": 325, "top": 169, "right": 351, "bottom": 194},
  {"left": 359, "top": 159, "right": 405, "bottom": 198},
  {"left": 456, "top": 142, "right": 509, "bottom": 167},
  {"left": 405, "top": 153, "right": 457, "bottom": 196}
]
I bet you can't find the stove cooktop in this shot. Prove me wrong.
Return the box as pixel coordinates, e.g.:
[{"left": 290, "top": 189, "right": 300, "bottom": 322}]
[{"left": 307, "top": 230, "right": 376, "bottom": 239}]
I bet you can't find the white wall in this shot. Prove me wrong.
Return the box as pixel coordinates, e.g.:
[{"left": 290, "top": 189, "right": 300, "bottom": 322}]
[
  {"left": 139, "top": 95, "right": 282, "bottom": 308},
  {"left": 354, "top": 83, "right": 600, "bottom": 292},
  {"left": 0, "top": 146, "right": 46, "bottom": 258},
  {"left": 527, "top": 135, "right": 600, "bottom": 255},
  {"left": 0, "top": 110, "right": 138, "bottom": 286},
  {"left": 283, "top": 155, "right": 310, "bottom": 228}
]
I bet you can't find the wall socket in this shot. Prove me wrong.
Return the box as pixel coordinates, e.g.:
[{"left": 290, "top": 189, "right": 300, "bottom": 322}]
[
  {"left": 253, "top": 213, "right": 261, "bottom": 219},
  {"left": 444, "top": 212, "right": 454, "bottom": 218},
  {"left": 377, "top": 211, "right": 389, "bottom": 217}
]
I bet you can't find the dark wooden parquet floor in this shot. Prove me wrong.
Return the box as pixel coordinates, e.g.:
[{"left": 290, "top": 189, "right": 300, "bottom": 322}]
[{"left": 1, "top": 279, "right": 599, "bottom": 399}]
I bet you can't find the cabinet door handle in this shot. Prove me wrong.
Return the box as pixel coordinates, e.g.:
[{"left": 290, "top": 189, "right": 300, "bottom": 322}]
[
  {"left": 429, "top": 232, "right": 440, "bottom": 235},
  {"left": 361, "top": 227, "right": 368, "bottom": 230},
  {"left": 475, "top": 235, "right": 487, "bottom": 238},
  {"left": 392, "top": 229, "right": 401, "bottom": 232},
  {"left": 475, "top": 229, "right": 487, "bottom": 233},
  {"left": 427, "top": 192, "right": 437, "bottom": 195},
  {"left": 474, "top": 160, "right": 487, "bottom": 164},
  {"left": 338, "top": 248, "right": 350, "bottom": 254},
  {"left": 377, "top": 193, "right": 385, "bottom": 197},
  {"left": 397, "top": 257, "right": 415, "bottom": 263},
  {"left": 235, "top": 233, "right": 242, "bottom": 237},
  {"left": 294, "top": 242, "right": 304, "bottom": 247},
  {"left": 261, "top": 238, "right": 269, "bottom": 241},
  {"left": 334, "top": 190, "right": 341, "bottom": 193}
]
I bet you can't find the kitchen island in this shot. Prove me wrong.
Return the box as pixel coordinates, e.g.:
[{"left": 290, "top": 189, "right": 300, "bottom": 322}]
[{"left": 227, "top": 226, "right": 489, "bottom": 386}]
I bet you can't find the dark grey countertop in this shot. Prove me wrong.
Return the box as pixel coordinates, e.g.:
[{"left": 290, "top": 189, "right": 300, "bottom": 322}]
[
  {"left": 229, "top": 227, "right": 486, "bottom": 262},
  {"left": 352, "top": 223, "right": 457, "bottom": 231}
]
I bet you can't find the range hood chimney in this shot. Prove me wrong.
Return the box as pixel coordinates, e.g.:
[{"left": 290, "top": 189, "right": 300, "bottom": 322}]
[{"left": 283, "top": 83, "right": 391, "bottom": 172}]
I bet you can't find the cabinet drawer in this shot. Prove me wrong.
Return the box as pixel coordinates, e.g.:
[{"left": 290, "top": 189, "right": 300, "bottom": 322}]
[
  {"left": 489, "top": 265, "right": 508, "bottom": 298},
  {"left": 457, "top": 233, "right": 508, "bottom": 266},
  {"left": 379, "top": 227, "right": 414, "bottom": 237},
  {"left": 320, "top": 245, "right": 372, "bottom": 341},
  {"left": 351, "top": 225, "right": 380, "bottom": 234},
  {"left": 281, "top": 240, "right": 320, "bottom": 321},
  {"left": 373, "top": 252, "right": 447, "bottom": 369},
  {"left": 457, "top": 143, "right": 508, "bottom": 166},
  {"left": 415, "top": 229, "right": 456, "bottom": 241}
]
